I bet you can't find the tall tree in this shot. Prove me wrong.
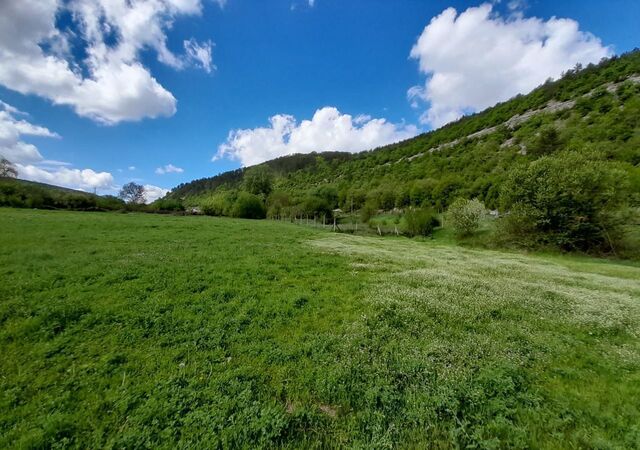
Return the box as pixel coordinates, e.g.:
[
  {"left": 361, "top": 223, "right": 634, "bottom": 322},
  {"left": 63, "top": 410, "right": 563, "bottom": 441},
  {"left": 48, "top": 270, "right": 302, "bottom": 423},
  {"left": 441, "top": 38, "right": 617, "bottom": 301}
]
[
  {"left": 0, "top": 157, "right": 18, "bottom": 178},
  {"left": 243, "top": 165, "right": 273, "bottom": 197},
  {"left": 119, "top": 182, "right": 146, "bottom": 204}
]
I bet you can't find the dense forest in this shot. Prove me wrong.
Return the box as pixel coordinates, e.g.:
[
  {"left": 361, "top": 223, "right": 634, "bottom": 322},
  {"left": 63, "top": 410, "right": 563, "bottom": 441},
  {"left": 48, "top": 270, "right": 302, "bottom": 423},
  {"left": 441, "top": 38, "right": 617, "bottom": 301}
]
[{"left": 165, "top": 50, "right": 640, "bottom": 254}]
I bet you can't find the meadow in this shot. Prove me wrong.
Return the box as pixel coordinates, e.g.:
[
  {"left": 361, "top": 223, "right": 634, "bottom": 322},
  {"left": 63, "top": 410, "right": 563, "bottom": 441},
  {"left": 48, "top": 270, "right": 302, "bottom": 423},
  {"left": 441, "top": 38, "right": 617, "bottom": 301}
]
[{"left": 1, "top": 208, "right": 639, "bottom": 448}]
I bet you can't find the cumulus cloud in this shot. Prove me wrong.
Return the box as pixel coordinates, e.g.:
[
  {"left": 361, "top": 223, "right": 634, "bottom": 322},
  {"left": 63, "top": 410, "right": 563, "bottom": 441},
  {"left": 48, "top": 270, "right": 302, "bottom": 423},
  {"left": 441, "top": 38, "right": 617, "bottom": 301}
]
[
  {"left": 408, "top": 3, "right": 611, "bottom": 128},
  {"left": 1, "top": 99, "right": 114, "bottom": 191},
  {"left": 0, "top": 0, "right": 219, "bottom": 125},
  {"left": 143, "top": 184, "right": 170, "bottom": 202},
  {"left": 17, "top": 164, "right": 114, "bottom": 191},
  {"left": 216, "top": 106, "right": 418, "bottom": 166},
  {"left": 155, "top": 163, "right": 184, "bottom": 174},
  {"left": 0, "top": 101, "right": 59, "bottom": 164}
]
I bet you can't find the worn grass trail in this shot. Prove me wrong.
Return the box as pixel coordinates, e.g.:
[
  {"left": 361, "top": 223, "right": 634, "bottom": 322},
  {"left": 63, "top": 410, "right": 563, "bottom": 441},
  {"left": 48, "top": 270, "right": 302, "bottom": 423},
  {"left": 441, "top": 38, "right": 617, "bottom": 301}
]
[{"left": 1, "top": 209, "right": 639, "bottom": 448}]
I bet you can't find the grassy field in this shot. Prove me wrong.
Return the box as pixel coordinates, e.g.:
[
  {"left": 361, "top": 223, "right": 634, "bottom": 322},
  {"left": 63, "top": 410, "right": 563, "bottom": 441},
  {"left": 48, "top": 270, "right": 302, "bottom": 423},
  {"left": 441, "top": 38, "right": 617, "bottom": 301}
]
[{"left": 1, "top": 208, "right": 639, "bottom": 448}]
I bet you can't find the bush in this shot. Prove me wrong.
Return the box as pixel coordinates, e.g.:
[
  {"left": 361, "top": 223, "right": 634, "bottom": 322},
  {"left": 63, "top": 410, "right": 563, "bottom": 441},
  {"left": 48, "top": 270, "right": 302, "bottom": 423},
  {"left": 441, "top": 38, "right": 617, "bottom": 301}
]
[
  {"left": 360, "top": 199, "right": 378, "bottom": 223},
  {"left": 403, "top": 208, "right": 440, "bottom": 237},
  {"left": 446, "top": 198, "right": 487, "bottom": 237},
  {"left": 150, "top": 198, "right": 184, "bottom": 213},
  {"left": 231, "top": 192, "right": 266, "bottom": 219},
  {"left": 201, "top": 193, "right": 233, "bottom": 216},
  {"left": 500, "top": 152, "right": 630, "bottom": 252}
]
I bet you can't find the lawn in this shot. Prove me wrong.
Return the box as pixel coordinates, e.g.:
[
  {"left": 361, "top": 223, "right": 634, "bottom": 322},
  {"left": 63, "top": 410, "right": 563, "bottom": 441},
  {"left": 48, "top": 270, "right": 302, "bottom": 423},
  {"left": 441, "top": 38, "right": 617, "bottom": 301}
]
[{"left": 1, "top": 208, "right": 639, "bottom": 448}]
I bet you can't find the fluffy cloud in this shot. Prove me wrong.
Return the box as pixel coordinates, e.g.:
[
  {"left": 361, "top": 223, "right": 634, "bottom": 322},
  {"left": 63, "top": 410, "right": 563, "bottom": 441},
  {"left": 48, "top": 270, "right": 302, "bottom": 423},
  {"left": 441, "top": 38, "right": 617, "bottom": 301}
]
[
  {"left": 0, "top": 101, "right": 59, "bottom": 164},
  {"left": 0, "top": 0, "right": 219, "bottom": 125},
  {"left": 216, "top": 107, "right": 418, "bottom": 167},
  {"left": 16, "top": 164, "right": 114, "bottom": 191},
  {"left": 143, "top": 184, "right": 170, "bottom": 202},
  {"left": 1, "top": 100, "right": 114, "bottom": 191},
  {"left": 155, "top": 163, "right": 184, "bottom": 174},
  {"left": 408, "top": 3, "right": 611, "bottom": 128}
]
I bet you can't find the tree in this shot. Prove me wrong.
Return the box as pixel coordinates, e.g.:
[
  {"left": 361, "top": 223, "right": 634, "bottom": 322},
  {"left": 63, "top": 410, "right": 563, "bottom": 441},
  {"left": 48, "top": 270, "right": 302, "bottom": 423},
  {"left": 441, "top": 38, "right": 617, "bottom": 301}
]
[
  {"left": 447, "top": 198, "right": 487, "bottom": 237},
  {"left": 243, "top": 165, "right": 273, "bottom": 198},
  {"left": 232, "top": 192, "right": 266, "bottom": 219},
  {"left": 530, "top": 126, "right": 563, "bottom": 157},
  {"left": 404, "top": 208, "right": 440, "bottom": 237},
  {"left": 119, "top": 182, "right": 146, "bottom": 204},
  {"left": 0, "top": 157, "right": 18, "bottom": 178},
  {"left": 500, "top": 152, "right": 629, "bottom": 251}
]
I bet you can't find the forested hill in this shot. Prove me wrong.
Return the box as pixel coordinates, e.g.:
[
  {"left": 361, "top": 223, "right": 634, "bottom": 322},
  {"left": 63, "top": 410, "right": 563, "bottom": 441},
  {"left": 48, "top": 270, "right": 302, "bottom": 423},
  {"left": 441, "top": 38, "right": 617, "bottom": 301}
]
[{"left": 168, "top": 50, "right": 640, "bottom": 213}]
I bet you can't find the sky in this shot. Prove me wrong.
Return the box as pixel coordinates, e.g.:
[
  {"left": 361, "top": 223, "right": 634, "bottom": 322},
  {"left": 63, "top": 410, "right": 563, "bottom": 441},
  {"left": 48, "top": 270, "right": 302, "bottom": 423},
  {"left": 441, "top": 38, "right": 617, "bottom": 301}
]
[{"left": 0, "top": 0, "right": 638, "bottom": 202}]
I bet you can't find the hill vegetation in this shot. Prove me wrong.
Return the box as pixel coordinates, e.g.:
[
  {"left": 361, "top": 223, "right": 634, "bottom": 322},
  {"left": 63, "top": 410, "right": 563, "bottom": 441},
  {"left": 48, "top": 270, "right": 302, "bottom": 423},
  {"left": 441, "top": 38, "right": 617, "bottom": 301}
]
[
  {"left": 168, "top": 50, "right": 640, "bottom": 255},
  {"left": 0, "top": 178, "right": 125, "bottom": 211}
]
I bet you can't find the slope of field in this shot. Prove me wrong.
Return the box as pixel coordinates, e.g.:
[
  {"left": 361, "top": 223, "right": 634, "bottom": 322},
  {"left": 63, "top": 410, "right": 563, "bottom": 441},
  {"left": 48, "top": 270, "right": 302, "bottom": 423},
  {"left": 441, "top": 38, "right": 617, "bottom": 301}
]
[{"left": 1, "top": 209, "right": 639, "bottom": 448}]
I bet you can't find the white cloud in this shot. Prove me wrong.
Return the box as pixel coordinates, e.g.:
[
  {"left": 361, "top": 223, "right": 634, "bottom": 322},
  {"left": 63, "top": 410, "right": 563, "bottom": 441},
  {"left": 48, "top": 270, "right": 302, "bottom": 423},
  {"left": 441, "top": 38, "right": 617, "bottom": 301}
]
[
  {"left": 155, "top": 163, "right": 184, "bottom": 174},
  {"left": 408, "top": 3, "right": 611, "bottom": 128},
  {"left": 0, "top": 101, "right": 59, "bottom": 164},
  {"left": 184, "top": 39, "right": 214, "bottom": 73},
  {"left": 0, "top": 0, "right": 220, "bottom": 124},
  {"left": 308, "top": 0, "right": 316, "bottom": 7},
  {"left": 143, "top": 184, "right": 170, "bottom": 202},
  {"left": 128, "top": 166, "right": 136, "bottom": 171},
  {"left": 216, "top": 106, "right": 418, "bottom": 166},
  {"left": 16, "top": 164, "right": 115, "bottom": 191},
  {"left": 1, "top": 99, "right": 114, "bottom": 191}
]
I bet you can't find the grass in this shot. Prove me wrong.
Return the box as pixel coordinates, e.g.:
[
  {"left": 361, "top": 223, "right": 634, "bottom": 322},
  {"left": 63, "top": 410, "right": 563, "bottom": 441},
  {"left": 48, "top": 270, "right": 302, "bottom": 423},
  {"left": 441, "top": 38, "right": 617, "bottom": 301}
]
[{"left": 1, "top": 208, "right": 639, "bottom": 448}]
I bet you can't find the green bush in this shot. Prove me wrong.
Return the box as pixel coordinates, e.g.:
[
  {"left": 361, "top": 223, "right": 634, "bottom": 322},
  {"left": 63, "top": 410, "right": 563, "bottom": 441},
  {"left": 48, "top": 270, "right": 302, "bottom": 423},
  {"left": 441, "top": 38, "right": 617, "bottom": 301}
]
[
  {"left": 360, "top": 199, "right": 378, "bottom": 223},
  {"left": 150, "top": 198, "right": 184, "bottom": 212},
  {"left": 403, "top": 208, "right": 440, "bottom": 237},
  {"left": 500, "top": 152, "right": 630, "bottom": 252},
  {"left": 201, "top": 193, "right": 234, "bottom": 216},
  {"left": 447, "top": 198, "right": 487, "bottom": 237},
  {"left": 231, "top": 192, "right": 266, "bottom": 219}
]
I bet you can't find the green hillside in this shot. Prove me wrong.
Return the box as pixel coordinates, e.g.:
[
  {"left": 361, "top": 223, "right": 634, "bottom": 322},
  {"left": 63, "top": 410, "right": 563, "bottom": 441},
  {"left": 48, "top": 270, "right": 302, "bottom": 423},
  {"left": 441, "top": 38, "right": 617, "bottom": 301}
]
[
  {"left": 0, "top": 177, "right": 124, "bottom": 211},
  {"left": 170, "top": 50, "right": 640, "bottom": 212}
]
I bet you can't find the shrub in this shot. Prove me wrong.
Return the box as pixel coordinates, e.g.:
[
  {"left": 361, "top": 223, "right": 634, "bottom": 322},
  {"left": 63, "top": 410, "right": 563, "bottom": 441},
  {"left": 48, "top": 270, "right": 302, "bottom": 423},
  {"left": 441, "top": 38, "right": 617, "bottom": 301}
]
[
  {"left": 446, "top": 198, "right": 487, "bottom": 238},
  {"left": 500, "top": 152, "right": 629, "bottom": 252},
  {"left": 403, "top": 208, "right": 440, "bottom": 237},
  {"left": 360, "top": 199, "right": 378, "bottom": 223},
  {"left": 231, "top": 192, "right": 266, "bottom": 219},
  {"left": 201, "top": 193, "right": 233, "bottom": 216},
  {"left": 151, "top": 198, "right": 184, "bottom": 212}
]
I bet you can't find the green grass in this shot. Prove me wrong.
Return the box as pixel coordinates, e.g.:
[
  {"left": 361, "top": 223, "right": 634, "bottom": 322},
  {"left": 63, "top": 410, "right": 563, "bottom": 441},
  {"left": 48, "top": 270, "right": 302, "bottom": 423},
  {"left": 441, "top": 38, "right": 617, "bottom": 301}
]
[{"left": 1, "top": 209, "right": 639, "bottom": 448}]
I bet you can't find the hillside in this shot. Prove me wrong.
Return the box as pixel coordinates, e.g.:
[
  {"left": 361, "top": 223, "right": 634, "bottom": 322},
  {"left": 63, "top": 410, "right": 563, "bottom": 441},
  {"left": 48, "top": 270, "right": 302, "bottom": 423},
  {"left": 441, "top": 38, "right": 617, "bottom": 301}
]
[
  {"left": 0, "top": 177, "right": 124, "bottom": 211},
  {"left": 169, "top": 50, "right": 640, "bottom": 213}
]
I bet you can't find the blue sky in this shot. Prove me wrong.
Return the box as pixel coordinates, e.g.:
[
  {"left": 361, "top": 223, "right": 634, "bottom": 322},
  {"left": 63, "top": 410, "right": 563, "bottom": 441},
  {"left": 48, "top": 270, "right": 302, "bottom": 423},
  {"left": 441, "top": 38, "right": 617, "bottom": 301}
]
[{"left": 0, "top": 0, "right": 638, "bottom": 200}]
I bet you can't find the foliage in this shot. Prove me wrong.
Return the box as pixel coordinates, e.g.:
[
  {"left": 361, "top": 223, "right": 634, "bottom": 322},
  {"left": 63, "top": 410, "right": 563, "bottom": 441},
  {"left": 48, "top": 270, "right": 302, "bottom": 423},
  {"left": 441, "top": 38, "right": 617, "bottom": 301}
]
[
  {"left": 359, "top": 198, "right": 378, "bottom": 223},
  {"left": 244, "top": 165, "right": 274, "bottom": 198},
  {"left": 201, "top": 191, "right": 235, "bottom": 216},
  {"left": 447, "top": 198, "right": 487, "bottom": 237},
  {"left": 0, "top": 157, "right": 18, "bottom": 178},
  {"left": 149, "top": 198, "right": 184, "bottom": 212},
  {"left": 231, "top": 192, "right": 267, "bottom": 219},
  {"left": 0, "top": 178, "right": 125, "bottom": 211},
  {"left": 119, "top": 182, "right": 146, "bottom": 204},
  {"left": 529, "top": 125, "right": 563, "bottom": 157},
  {"left": 163, "top": 50, "right": 640, "bottom": 250},
  {"left": 1, "top": 209, "right": 639, "bottom": 448},
  {"left": 403, "top": 207, "right": 440, "bottom": 237},
  {"left": 500, "top": 152, "right": 630, "bottom": 252}
]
